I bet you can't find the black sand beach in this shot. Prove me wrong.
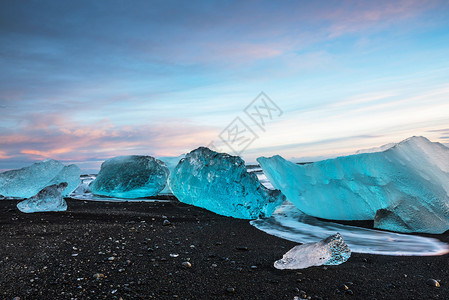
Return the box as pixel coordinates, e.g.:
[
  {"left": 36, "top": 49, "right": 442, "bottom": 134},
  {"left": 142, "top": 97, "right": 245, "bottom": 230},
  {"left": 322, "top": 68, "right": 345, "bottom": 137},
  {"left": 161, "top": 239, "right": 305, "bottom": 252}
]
[{"left": 1, "top": 198, "right": 448, "bottom": 300}]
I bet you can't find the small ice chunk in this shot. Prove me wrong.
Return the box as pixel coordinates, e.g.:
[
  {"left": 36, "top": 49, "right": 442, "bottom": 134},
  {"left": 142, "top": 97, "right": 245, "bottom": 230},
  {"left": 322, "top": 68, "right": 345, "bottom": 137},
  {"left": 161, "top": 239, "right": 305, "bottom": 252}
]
[
  {"left": 169, "top": 147, "right": 286, "bottom": 219},
  {"left": 71, "top": 182, "right": 92, "bottom": 196},
  {"left": 90, "top": 155, "right": 169, "bottom": 198},
  {"left": 17, "top": 182, "right": 68, "bottom": 213},
  {"left": 274, "top": 233, "right": 351, "bottom": 270}
]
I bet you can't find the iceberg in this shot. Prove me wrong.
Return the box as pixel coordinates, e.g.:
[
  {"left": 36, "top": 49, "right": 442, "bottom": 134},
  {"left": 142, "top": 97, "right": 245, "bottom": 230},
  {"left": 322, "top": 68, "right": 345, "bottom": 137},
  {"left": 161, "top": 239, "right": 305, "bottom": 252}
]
[
  {"left": 257, "top": 137, "right": 449, "bottom": 233},
  {"left": 90, "top": 155, "right": 169, "bottom": 198},
  {"left": 68, "top": 174, "right": 95, "bottom": 199},
  {"left": 71, "top": 182, "right": 92, "bottom": 196},
  {"left": 0, "top": 159, "right": 81, "bottom": 198},
  {"left": 157, "top": 154, "right": 185, "bottom": 194},
  {"left": 17, "top": 182, "right": 68, "bottom": 213},
  {"left": 169, "top": 147, "right": 286, "bottom": 219},
  {"left": 49, "top": 164, "right": 82, "bottom": 197},
  {"left": 274, "top": 233, "right": 351, "bottom": 269}
]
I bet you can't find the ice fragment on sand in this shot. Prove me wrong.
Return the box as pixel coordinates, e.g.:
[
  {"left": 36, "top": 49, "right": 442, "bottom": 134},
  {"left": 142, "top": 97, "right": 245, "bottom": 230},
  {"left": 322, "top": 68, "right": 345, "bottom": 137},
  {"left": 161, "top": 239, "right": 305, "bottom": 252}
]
[
  {"left": 274, "top": 233, "right": 351, "bottom": 269},
  {"left": 17, "top": 182, "right": 68, "bottom": 213}
]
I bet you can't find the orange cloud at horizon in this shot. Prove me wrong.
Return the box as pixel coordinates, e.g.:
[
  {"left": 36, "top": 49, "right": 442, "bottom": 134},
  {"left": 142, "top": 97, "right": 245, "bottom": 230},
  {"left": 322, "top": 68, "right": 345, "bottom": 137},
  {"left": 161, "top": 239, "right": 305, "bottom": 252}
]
[{"left": 21, "top": 148, "right": 74, "bottom": 159}]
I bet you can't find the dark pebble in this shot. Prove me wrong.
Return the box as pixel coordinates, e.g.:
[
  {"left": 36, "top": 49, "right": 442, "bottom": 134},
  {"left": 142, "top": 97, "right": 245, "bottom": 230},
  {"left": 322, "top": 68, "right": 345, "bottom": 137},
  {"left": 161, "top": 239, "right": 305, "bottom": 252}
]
[
  {"left": 236, "top": 246, "right": 248, "bottom": 251},
  {"left": 385, "top": 283, "right": 396, "bottom": 289}
]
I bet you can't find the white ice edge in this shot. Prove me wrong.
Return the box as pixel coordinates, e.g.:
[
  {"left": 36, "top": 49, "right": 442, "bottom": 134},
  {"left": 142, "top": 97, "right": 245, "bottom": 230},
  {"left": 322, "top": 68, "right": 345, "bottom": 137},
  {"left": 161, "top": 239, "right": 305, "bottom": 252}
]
[{"left": 251, "top": 203, "right": 449, "bottom": 256}]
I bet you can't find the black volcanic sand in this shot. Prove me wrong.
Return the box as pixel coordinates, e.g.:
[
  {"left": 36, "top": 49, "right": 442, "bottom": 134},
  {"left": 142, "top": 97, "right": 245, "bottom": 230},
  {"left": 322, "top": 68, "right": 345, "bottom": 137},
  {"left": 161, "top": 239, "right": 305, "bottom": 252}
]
[{"left": 1, "top": 199, "right": 449, "bottom": 300}]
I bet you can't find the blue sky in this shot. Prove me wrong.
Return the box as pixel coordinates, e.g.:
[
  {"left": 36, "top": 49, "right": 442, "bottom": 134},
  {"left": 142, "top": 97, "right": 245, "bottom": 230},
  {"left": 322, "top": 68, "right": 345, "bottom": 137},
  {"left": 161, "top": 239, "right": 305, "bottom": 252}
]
[{"left": 1, "top": 0, "right": 449, "bottom": 172}]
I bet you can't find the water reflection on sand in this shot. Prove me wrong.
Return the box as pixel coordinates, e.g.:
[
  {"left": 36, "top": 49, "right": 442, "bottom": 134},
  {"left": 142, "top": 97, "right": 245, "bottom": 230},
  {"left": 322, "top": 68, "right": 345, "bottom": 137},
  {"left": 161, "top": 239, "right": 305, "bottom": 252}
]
[{"left": 251, "top": 202, "right": 449, "bottom": 256}]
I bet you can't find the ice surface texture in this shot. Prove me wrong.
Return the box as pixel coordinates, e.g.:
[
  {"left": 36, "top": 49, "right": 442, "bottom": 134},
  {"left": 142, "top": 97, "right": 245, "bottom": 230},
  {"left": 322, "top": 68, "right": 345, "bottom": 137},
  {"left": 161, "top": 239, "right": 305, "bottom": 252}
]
[
  {"left": 91, "top": 155, "right": 169, "bottom": 199},
  {"left": 169, "top": 147, "right": 286, "bottom": 219},
  {"left": 0, "top": 159, "right": 81, "bottom": 198},
  {"left": 274, "top": 233, "right": 351, "bottom": 269},
  {"left": 71, "top": 182, "right": 92, "bottom": 196},
  {"left": 258, "top": 137, "right": 449, "bottom": 233},
  {"left": 17, "top": 182, "right": 68, "bottom": 213},
  {"left": 48, "top": 164, "right": 81, "bottom": 197},
  {"left": 158, "top": 154, "right": 185, "bottom": 194}
]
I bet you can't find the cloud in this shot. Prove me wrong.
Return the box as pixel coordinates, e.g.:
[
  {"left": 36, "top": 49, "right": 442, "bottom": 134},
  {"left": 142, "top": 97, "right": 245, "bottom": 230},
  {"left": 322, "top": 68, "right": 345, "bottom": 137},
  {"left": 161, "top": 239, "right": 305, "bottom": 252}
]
[
  {"left": 322, "top": 0, "right": 443, "bottom": 38},
  {"left": 427, "top": 128, "right": 449, "bottom": 141},
  {"left": 0, "top": 151, "right": 12, "bottom": 160},
  {"left": 0, "top": 112, "right": 219, "bottom": 168}
]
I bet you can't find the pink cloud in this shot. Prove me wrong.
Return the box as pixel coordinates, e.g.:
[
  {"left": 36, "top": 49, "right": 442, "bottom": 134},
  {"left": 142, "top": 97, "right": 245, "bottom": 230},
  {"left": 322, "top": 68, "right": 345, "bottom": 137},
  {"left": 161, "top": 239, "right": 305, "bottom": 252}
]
[
  {"left": 0, "top": 151, "right": 12, "bottom": 160},
  {"left": 21, "top": 147, "right": 73, "bottom": 158},
  {"left": 1, "top": 113, "right": 219, "bottom": 164}
]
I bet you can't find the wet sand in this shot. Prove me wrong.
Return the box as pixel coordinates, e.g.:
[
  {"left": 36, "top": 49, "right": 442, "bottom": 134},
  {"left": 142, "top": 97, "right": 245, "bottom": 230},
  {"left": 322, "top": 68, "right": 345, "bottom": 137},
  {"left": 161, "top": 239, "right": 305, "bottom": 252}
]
[{"left": 1, "top": 198, "right": 448, "bottom": 299}]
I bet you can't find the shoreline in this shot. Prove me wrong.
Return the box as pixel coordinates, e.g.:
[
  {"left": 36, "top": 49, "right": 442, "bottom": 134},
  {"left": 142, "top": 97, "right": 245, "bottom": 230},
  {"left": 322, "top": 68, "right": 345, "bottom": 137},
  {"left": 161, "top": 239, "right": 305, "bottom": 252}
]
[{"left": 1, "top": 198, "right": 448, "bottom": 299}]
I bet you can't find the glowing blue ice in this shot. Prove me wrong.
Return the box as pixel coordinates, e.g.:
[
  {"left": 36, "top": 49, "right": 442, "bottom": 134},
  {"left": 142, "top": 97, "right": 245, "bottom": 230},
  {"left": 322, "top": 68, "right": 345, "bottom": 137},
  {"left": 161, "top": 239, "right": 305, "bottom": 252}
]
[
  {"left": 169, "top": 147, "right": 286, "bottom": 219},
  {"left": 257, "top": 137, "right": 449, "bottom": 233},
  {"left": 17, "top": 182, "right": 68, "bottom": 213},
  {"left": 90, "top": 155, "right": 169, "bottom": 199},
  {"left": 0, "top": 159, "right": 81, "bottom": 198}
]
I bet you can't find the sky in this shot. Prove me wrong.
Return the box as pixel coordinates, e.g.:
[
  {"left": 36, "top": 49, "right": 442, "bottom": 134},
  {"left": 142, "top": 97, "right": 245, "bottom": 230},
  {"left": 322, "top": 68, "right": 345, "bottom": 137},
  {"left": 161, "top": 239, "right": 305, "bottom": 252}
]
[{"left": 1, "top": 0, "right": 449, "bottom": 172}]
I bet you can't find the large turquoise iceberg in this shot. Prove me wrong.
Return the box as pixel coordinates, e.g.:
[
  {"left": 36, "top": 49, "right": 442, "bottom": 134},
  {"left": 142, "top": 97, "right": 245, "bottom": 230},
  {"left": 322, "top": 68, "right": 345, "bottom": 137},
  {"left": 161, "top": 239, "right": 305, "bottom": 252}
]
[
  {"left": 91, "top": 155, "right": 169, "bottom": 198},
  {"left": 258, "top": 137, "right": 449, "bottom": 233},
  {"left": 169, "top": 147, "right": 286, "bottom": 219},
  {"left": 0, "top": 159, "right": 81, "bottom": 198}
]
